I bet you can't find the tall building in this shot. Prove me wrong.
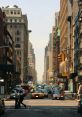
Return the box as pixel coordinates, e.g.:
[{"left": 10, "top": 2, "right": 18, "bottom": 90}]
[
  {"left": 28, "top": 40, "right": 37, "bottom": 83},
  {"left": 59, "top": 0, "right": 73, "bottom": 89},
  {"left": 2, "top": 6, "right": 29, "bottom": 84},
  {"left": 60, "top": 0, "right": 68, "bottom": 51},
  {"left": 72, "top": 0, "right": 82, "bottom": 92},
  {"left": 68, "top": 0, "right": 79, "bottom": 93},
  {"left": 43, "top": 33, "right": 54, "bottom": 84},
  {"left": 44, "top": 45, "right": 49, "bottom": 84},
  {"left": 0, "top": 8, "right": 16, "bottom": 93},
  {"left": 53, "top": 12, "right": 60, "bottom": 79}
]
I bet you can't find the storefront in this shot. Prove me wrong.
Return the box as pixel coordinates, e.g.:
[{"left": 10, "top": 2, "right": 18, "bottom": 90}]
[{"left": 69, "top": 73, "right": 78, "bottom": 93}]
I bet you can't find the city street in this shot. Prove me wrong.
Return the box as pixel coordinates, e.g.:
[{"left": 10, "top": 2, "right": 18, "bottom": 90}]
[
  {"left": 0, "top": 0, "right": 82, "bottom": 117},
  {"left": 1, "top": 99, "right": 82, "bottom": 117}
]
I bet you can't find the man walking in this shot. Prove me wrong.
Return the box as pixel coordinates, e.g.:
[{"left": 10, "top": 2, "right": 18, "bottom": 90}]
[
  {"left": 19, "top": 90, "right": 26, "bottom": 108},
  {"left": 15, "top": 90, "right": 20, "bottom": 109}
]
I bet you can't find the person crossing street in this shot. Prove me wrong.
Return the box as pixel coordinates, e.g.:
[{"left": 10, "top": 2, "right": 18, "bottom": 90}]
[{"left": 19, "top": 89, "right": 26, "bottom": 108}]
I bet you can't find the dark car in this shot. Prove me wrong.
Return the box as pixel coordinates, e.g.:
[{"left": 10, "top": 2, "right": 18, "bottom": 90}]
[{"left": 0, "top": 98, "right": 5, "bottom": 115}]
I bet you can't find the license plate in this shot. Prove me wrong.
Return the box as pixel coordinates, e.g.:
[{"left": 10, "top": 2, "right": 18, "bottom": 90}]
[{"left": 36, "top": 95, "right": 38, "bottom": 97}]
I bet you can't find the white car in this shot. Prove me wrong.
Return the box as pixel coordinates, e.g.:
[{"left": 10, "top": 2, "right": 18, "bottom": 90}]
[
  {"left": 10, "top": 88, "right": 25, "bottom": 99},
  {"left": 10, "top": 90, "right": 17, "bottom": 99}
]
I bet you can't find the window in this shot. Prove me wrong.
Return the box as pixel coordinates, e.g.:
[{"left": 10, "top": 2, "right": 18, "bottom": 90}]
[
  {"left": 10, "top": 25, "right": 12, "bottom": 28},
  {"left": 15, "top": 19, "right": 17, "bottom": 22},
  {"left": 15, "top": 37, "right": 20, "bottom": 42},
  {"left": 14, "top": 11, "right": 16, "bottom": 14},
  {"left": 16, "top": 30, "right": 20, "bottom": 35},
  {"left": 16, "top": 51, "right": 21, "bottom": 56},
  {"left": 18, "top": 11, "right": 20, "bottom": 14},
  {"left": 15, "top": 44, "right": 21, "bottom": 48},
  {"left": 11, "top": 11, "right": 13, "bottom": 14},
  {"left": 19, "top": 19, "right": 21, "bottom": 22},
  {"left": 6, "top": 10, "right": 9, "bottom": 14},
  {"left": 10, "top": 19, "right": 12, "bottom": 22},
  {"left": 14, "top": 25, "right": 17, "bottom": 28}
]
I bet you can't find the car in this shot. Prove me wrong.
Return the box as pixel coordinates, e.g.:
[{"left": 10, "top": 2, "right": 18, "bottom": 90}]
[
  {"left": 0, "top": 98, "right": 5, "bottom": 115},
  {"left": 52, "top": 89, "right": 64, "bottom": 100},
  {"left": 10, "top": 90, "right": 17, "bottom": 99},
  {"left": 41, "top": 89, "right": 48, "bottom": 98},
  {"left": 77, "top": 85, "right": 82, "bottom": 113},
  {"left": 31, "top": 90, "right": 44, "bottom": 99},
  {"left": 10, "top": 88, "right": 25, "bottom": 99}
]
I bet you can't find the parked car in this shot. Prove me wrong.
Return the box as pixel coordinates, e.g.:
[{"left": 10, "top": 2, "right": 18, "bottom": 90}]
[
  {"left": 31, "top": 90, "right": 44, "bottom": 99},
  {"left": 52, "top": 89, "right": 64, "bottom": 100},
  {"left": 41, "top": 89, "right": 48, "bottom": 98},
  {"left": 0, "top": 98, "right": 5, "bottom": 115}
]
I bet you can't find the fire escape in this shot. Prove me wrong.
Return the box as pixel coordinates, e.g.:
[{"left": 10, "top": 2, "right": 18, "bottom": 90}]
[{"left": 78, "top": 0, "right": 82, "bottom": 81}]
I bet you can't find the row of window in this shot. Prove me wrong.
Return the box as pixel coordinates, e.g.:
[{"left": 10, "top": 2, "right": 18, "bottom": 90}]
[
  {"left": 15, "top": 50, "right": 21, "bottom": 56},
  {"left": 6, "top": 18, "right": 23, "bottom": 23},
  {"left": 4, "top": 10, "right": 21, "bottom": 15},
  {"left": 15, "top": 44, "right": 21, "bottom": 48},
  {"left": 9, "top": 25, "right": 21, "bottom": 29}
]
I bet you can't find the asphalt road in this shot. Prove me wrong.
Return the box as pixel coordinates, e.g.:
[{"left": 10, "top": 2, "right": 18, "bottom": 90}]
[
  {"left": 1, "top": 99, "right": 82, "bottom": 117},
  {"left": 1, "top": 106, "right": 82, "bottom": 117}
]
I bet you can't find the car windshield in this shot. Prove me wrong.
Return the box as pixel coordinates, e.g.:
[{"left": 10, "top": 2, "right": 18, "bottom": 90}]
[
  {"left": 34, "top": 90, "right": 42, "bottom": 93},
  {"left": 53, "top": 89, "right": 60, "bottom": 94}
]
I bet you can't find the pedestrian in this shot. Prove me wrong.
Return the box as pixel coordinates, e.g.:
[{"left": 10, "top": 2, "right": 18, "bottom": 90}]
[
  {"left": 15, "top": 90, "right": 20, "bottom": 109},
  {"left": 19, "top": 90, "right": 26, "bottom": 108}
]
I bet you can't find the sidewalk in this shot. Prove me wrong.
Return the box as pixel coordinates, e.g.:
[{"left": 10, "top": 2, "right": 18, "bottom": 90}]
[{"left": 65, "top": 93, "right": 77, "bottom": 100}]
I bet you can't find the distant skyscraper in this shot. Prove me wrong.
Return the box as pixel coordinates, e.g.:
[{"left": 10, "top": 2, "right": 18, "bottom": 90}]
[{"left": 28, "top": 40, "right": 37, "bottom": 83}]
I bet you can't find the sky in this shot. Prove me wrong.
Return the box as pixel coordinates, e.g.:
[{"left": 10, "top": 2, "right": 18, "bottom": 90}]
[{"left": 0, "top": 0, "right": 60, "bottom": 82}]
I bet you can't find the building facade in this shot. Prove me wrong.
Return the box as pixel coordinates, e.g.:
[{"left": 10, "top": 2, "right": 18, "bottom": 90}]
[
  {"left": 2, "top": 6, "right": 29, "bottom": 84},
  {"left": 0, "top": 8, "right": 16, "bottom": 94}
]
